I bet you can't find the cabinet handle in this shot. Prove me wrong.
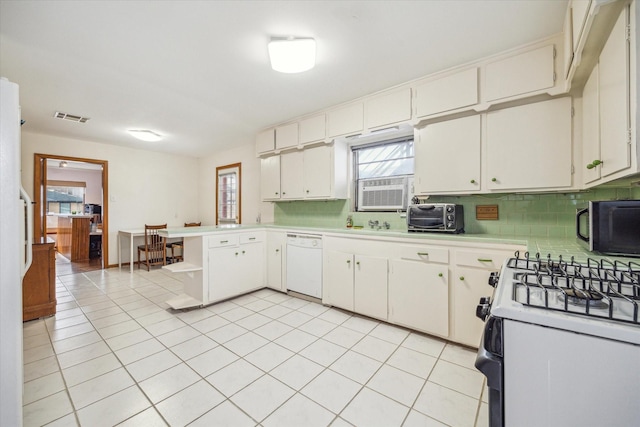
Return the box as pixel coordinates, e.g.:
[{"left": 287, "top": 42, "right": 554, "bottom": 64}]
[
  {"left": 282, "top": 192, "right": 286, "bottom": 195},
  {"left": 235, "top": 252, "right": 239, "bottom": 256},
  {"left": 477, "top": 258, "right": 493, "bottom": 263},
  {"left": 587, "top": 159, "right": 603, "bottom": 169},
  {"left": 346, "top": 260, "right": 351, "bottom": 264},
  {"left": 438, "top": 273, "right": 443, "bottom": 277},
  {"left": 459, "top": 276, "right": 465, "bottom": 281},
  {"left": 275, "top": 192, "right": 279, "bottom": 195},
  {"left": 417, "top": 252, "right": 429, "bottom": 256},
  {"left": 491, "top": 178, "right": 497, "bottom": 182},
  {"left": 220, "top": 240, "right": 228, "bottom": 244},
  {"left": 275, "top": 249, "right": 280, "bottom": 252},
  {"left": 306, "top": 190, "right": 310, "bottom": 193},
  {"left": 249, "top": 237, "right": 256, "bottom": 240},
  {"left": 470, "top": 179, "right": 476, "bottom": 184},
  {"left": 356, "top": 261, "right": 360, "bottom": 266},
  {"left": 242, "top": 250, "right": 246, "bottom": 254}
]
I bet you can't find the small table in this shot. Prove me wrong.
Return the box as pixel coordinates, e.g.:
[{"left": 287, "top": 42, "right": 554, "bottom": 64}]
[{"left": 118, "top": 229, "right": 145, "bottom": 273}]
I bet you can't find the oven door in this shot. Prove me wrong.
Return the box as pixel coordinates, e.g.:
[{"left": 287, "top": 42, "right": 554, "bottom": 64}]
[
  {"left": 475, "top": 313, "right": 504, "bottom": 427},
  {"left": 407, "top": 205, "right": 446, "bottom": 230}
]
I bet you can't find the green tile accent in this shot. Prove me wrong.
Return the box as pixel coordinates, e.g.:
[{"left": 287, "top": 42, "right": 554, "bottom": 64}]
[{"left": 273, "top": 185, "right": 640, "bottom": 237}]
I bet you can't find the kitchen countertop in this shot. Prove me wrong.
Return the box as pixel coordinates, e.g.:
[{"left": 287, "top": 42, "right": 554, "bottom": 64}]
[{"left": 159, "top": 224, "right": 640, "bottom": 263}]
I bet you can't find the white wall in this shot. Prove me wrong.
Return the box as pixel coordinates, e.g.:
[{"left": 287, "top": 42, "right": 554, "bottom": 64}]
[
  {"left": 198, "top": 141, "right": 274, "bottom": 226},
  {"left": 21, "top": 131, "right": 200, "bottom": 266},
  {"left": 47, "top": 166, "right": 103, "bottom": 205}
]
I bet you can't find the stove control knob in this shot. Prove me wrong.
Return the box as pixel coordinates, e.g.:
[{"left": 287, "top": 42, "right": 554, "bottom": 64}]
[
  {"left": 447, "top": 214, "right": 454, "bottom": 221},
  {"left": 488, "top": 272, "right": 500, "bottom": 287},
  {"left": 476, "top": 297, "right": 491, "bottom": 321},
  {"left": 447, "top": 222, "right": 455, "bottom": 228},
  {"left": 446, "top": 206, "right": 454, "bottom": 213}
]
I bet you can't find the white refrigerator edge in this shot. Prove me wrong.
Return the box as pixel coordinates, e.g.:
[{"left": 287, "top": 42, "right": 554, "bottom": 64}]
[{"left": 0, "top": 77, "right": 33, "bottom": 426}]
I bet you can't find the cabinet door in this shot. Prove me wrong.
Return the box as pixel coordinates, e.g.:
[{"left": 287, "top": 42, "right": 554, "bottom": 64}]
[
  {"left": 415, "top": 68, "right": 478, "bottom": 118},
  {"left": 328, "top": 103, "right": 363, "bottom": 138},
  {"left": 598, "top": 7, "right": 630, "bottom": 178},
  {"left": 354, "top": 255, "right": 388, "bottom": 320},
  {"left": 485, "top": 45, "right": 556, "bottom": 101},
  {"left": 572, "top": 0, "right": 591, "bottom": 54},
  {"left": 451, "top": 267, "right": 497, "bottom": 348},
  {"left": 388, "top": 259, "right": 448, "bottom": 337},
  {"left": 275, "top": 122, "right": 298, "bottom": 150},
  {"left": 256, "top": 128, "right": 275, "bottom": 154},
  {"left": 365, "top": 88, "right": 411, "bottom": 129},
  {"left": 267, "top": 234, "right": 285, "bottom": 291},
  {"left": 239, "top": 242, "right": 264, "bottom": 294},
  {"left": 300, "top": 114, "right": 326, "bottom": 145},
  {"left": 415, "top": 115, "right": 481, "bottom": 194},
  {"left": 303, "top": 145, "right": 332, "bottom": 198},
  {"left": 280, "top": 151, "right": 304, "bottom": 199},
  {"left": 582, "top": 65, "right": 600, "bottom": 184},
  {"left": 208, "top": 247, "right": 241, "bottom": 302},
  {"left": 486, "top": 97, "right": 572, "bottom": 191},
  {"left": 324, "top": 250, "right": 354, "bottom": 311},
  {"left": 260, "top": 156, "right": 281, "bottom": 200}
]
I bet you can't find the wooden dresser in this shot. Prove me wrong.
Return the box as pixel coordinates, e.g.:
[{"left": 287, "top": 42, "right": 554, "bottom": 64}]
[{"left": 23, "top": 238, "right": 56, "bottom": 321}]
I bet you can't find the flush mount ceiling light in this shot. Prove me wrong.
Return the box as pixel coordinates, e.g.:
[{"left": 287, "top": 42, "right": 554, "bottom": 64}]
[
  {"left": 268, "top": 37, "right": 316, "bottom": 73},
  {"left": 59, "top": 161, "right": 68, "bottom": 168},
  {"left": 128, "top": 129, "right": 162, "bottom": 142}
]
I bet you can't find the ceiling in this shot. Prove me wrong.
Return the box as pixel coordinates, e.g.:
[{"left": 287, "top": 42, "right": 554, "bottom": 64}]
[{"left": 0, "top": 0, "right": 568, "bottom": 158}]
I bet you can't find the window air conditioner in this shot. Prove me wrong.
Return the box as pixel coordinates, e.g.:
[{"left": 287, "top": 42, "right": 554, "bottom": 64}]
[{"left": 357, "top": 176, "right": 408, "bottom": 211}]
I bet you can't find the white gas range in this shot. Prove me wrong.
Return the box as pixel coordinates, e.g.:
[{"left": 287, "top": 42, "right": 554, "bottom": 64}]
[{"left": 475, "top": 251, "right": 640, "bottom": 427}]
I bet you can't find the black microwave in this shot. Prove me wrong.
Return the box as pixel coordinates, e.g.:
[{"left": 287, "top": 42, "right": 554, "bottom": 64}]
[
  {"left": 577, "top": 200, "right": 640, "bottom": 256},
  {"left": 407, "top": 203, "right": 464, "bottom": 233}
]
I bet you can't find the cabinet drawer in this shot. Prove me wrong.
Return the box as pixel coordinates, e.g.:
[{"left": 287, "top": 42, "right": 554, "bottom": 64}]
[
  {"left": 240, "top": 234, "right": 264, "bottom": 244},
  {"left": 455, "top": 249, "right": 513, "bottom": 270},
  {"left": 397, "top": 245, "right": 448, "bottom": 264},
  {"left": 208, "top": 235, "right": 239, "bottom": 248}
]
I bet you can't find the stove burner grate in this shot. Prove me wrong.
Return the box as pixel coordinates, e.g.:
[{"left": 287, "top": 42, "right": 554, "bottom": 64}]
[{"left": 509, "top": 251, "right": 640, "bottom": 325}]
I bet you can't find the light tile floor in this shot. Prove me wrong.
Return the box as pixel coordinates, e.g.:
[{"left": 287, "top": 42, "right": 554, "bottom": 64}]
[{"left": 23, "top": 268, "right": 489, "bottom": 427}]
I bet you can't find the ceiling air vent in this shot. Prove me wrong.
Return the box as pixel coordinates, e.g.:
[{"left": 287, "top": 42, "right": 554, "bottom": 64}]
[{"left": 53, "top": 112, "right": 90, "bottom": 123}]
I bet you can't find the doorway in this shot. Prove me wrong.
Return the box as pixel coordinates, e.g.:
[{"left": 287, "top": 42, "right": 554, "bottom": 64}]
[{"left": 34, "top": 153, "right": 108, "bottom": 273}]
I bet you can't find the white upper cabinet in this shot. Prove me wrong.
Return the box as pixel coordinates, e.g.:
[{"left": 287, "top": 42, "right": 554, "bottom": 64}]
[
  {"left": 364, "top": 88, "right": 412, "bottom": 130},
  {"left": 269, "top": 142, "right": 348, "bottom": 201},
  {"left": 299, "top": 113, "right": 326, "bottom": 145},
  {"left": 597, "top": 6, "right": 630, "bottom": 180},
  {"left": 275, "top": 122, "right": 298, "bottom": 151},
  {"left": 260, "top": 156, "right": 281, "bottom": 200},
  {"left": 256, "top": 128, "right": 275, "bottom": 155},
  {"left": 303, "top": 145, "right": 332, "bottom": 198},
  {"left": 486, "top": 97, "right": 573, "bottom": 191},
  {"left": 328, "top": 103, "right": 363, "bottom": 138},
  {"left": 582, "top": 65, "right": 600, "bottom": 185},
  {"left": 280, "top": 151, "right": 305, "bottom": 200},
  {"left": 484, "top": 45, "right": 556, "bottom": 102},
  {"left": 415, "top": 68, "right": 479, "bottom": 118},
  {"left": 414, "top": 115, "right": 481, "bottom": 194}
]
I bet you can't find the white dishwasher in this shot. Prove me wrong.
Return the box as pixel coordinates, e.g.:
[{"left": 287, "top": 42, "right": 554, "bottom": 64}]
[{"left": 286, "top": 233, "right": 322, "bottom": 299}]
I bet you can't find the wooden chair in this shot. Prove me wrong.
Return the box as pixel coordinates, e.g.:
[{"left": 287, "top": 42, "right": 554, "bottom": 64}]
[
  {"left": 168, "top": 222, "right": 201, "bottom": 263},
  {"left": 137, "top": 224, "right": 167, "bottom": 271}
]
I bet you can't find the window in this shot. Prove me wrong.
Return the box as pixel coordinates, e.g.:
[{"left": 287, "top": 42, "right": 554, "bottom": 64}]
[
  {"left": 216, "top": 163, "right": 241, "bottom": 225},
  {"left": 352, "top": 137, "right": 414, "bottom": 211},
  {"left": 46, "top": 181, "right": 85, "bottom": 214}
]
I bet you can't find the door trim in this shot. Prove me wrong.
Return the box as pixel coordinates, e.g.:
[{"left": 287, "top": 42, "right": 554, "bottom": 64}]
[{"left": 34, "top": 153, "right": 109, "bottom": 268}]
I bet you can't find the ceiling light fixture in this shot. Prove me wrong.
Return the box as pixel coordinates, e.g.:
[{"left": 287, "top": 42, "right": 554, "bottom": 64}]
[
  {"left": 59, "top": 161, "right": 68, "bottom": 168},
  {"left": 128, "top": 129, "right": 163, "bottom": 142},
  {"left": 268, "top": 37, "right": 316, "bottom": 73}
]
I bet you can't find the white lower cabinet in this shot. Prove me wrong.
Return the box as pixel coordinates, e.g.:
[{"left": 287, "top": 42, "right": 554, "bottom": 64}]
[
  {"left": 324, "top": 244, "right": 388, "bottom": 321},
  {"left": 324, "top": 250, "right": 355, "bottom": 311},
  {"left": 266, "top": 232, "right": 286, "bottom": 291},
  {"left": 388, "top": 259, "right": 449, "bottom": 338},
  {"left": 208, "top": 233, "right": 265, "bottom": 302},
  {"left": 354, "top": 255, "right": 388, "bottom": 320},
  {"left": 449, "top": 248, "right": 519, "bottom": 347}
]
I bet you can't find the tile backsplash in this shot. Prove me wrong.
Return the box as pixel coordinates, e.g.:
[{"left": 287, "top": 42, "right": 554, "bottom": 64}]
[{"left": 273, "top": 187, "right": 640, "bottom": 237}]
